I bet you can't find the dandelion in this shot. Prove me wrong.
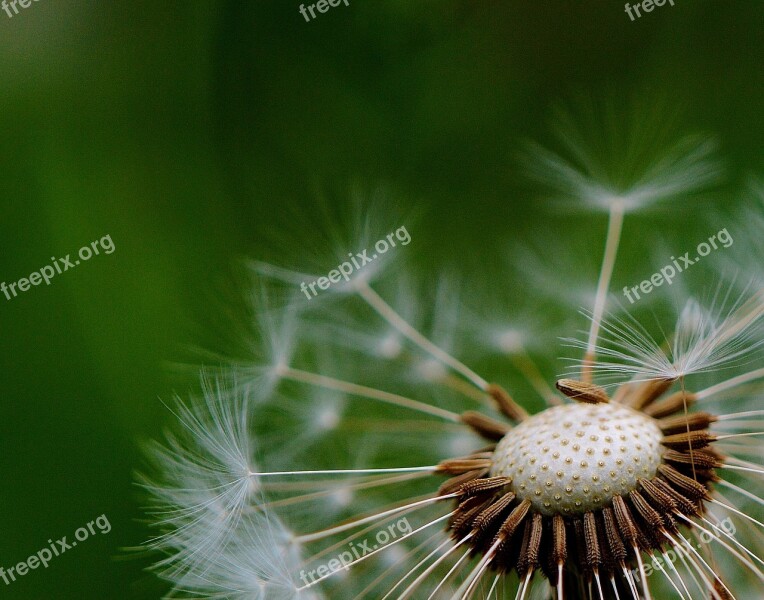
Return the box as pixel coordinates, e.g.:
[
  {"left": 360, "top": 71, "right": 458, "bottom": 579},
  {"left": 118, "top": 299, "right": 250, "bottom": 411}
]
[
  {"left": 567, "top": 288, "right": 764, "bottom": 385},
  {"left": 519, "top": 98, "right": 723, "bottom": 215},
  {"left": 142, "top": 119, "right": 763, "bottom": 599}
]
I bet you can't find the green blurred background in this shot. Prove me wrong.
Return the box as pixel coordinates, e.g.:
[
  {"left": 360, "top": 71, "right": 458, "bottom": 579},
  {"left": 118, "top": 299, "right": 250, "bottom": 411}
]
[{"left": 0, "top": 1, "right": 762, "bottom": 598}]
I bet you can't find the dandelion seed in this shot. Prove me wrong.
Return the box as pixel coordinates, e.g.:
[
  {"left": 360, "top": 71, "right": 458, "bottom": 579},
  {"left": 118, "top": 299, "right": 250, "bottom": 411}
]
[
  {"left": 569, "top": 287, "right": 764, "bottom": 384},
  {"left": 142, "top": 113, "right": 763, "bottom": 599},
  {"left": 520, "top": 99, "right": 723, "bottom": 215}
]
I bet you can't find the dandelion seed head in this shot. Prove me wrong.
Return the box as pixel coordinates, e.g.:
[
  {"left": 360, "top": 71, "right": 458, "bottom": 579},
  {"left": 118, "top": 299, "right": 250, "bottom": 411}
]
[
  {"left": 569, "top": 287, "right": 764, "bottom": 383},
  {"left": 142, "top": 380, "right": 320, "bottom": 598},
  {"left": 144, "top": 115, "right": 762, "bottom": 599},
  {"left": 491, "top": 403, "right": 663, "bottom": 515},
  {"left": 521, "top": 98, "right": 723, "bottom": 214},
  {"left": 162, "top": 511, "right": 316, "bottom": 599}
]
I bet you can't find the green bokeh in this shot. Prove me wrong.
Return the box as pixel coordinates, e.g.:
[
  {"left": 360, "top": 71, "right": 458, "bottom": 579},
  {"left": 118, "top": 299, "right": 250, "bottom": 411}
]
[{"left": 0, "top": 1, "right": 761, "bottom": 598}]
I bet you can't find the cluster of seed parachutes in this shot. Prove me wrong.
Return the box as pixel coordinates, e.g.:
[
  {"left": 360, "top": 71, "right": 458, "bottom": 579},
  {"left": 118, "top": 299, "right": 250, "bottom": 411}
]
[{"left": 434, "top": 377, "right": 725, "bottom": 598}]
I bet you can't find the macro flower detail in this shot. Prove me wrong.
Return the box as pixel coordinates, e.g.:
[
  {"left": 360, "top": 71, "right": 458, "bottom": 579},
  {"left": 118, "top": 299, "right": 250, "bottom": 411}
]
[
  {"left": 435, "top": 376, "right": 733, "bottom": 599},
  {"left": 142, "top": 124, "right": 763, "bottom": 599}
]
